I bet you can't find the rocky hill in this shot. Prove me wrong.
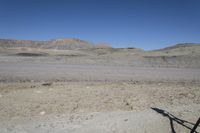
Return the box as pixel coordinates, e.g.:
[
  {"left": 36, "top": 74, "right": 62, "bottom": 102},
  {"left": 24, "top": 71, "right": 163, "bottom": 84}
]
[
  {"left": 0, "top": 38, "right": 94, "bottom": 50},
  {"left": 158, "top": 43, "right": 200, "bottom": 50},
  {"left": 0, "top": 39, "right": 200, "bottom": 68}
]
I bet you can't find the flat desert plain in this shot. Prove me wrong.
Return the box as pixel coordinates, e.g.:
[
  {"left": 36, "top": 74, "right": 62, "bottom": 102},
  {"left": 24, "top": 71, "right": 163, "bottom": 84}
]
[{"left": 0, "top": 43, "right": 200, "bottom": 133}]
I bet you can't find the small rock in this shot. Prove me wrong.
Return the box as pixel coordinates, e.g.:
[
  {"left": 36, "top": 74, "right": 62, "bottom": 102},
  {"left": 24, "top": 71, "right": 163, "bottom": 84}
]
[
  {"left": 188, "top": 93, "right": 195, "bottom": 98},
  {"left": 40, "top": 111, "right": 46, "bottom": 115},
  {"left": 0, "top": 94, "right": 2, "bottom": 98},
  {"left": 35, "top": 90, "right": 42, "bottom": 94},
  {"left": 35, "top": 105, "right": 40, "bottom": 109},
  {"left": 124, "top": 119, "right": 128, "bottom": 122},
  {"left": 42, "top": 82, "right": 53, "bottom": 86},
  {"left": 31, "top": 85, "right": 36, "bottom": 88}
]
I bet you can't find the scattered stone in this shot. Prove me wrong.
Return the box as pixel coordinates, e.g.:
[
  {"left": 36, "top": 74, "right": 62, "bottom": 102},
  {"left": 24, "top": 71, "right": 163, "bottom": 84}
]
[
  {"left": 124, "top": 119, "right": 128, "bottom": 122},
  {"left": 42, "top": 82, "right": 53, "bottom": 86},
  {"left": 40, "top": 111, "right": 46, "bottom": 115},
  {"left": 35, "top": 105, "right": 40, "bottom": 109},
  {"left": 31, "top": 85, "right": 36, "bottom": 88},
  {"left": 0, "top": 93, "right": 2, "bottom": 98},
  {"left": 35, "top": 90, "right": 42, "bottom": 94}
]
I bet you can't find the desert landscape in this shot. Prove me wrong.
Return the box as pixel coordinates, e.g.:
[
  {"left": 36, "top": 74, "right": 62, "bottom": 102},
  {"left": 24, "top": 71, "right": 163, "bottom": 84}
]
[{"left": 0, "top": 38, "right": 199, "bottom": 133}]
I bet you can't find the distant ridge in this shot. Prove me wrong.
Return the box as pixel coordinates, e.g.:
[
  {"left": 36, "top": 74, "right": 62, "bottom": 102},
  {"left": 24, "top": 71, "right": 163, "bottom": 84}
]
[
  {"left": 0, "top": 38, "right": 200, "bottom": 50},
  {"left": 0, "top": 39, "right": 200, "bottom": 68},
  {"left": 155, "top": 43, "right": 200, "bottom": 51},
  {"left": 0, "top": 38, "right": 95, "bottom": 50}
]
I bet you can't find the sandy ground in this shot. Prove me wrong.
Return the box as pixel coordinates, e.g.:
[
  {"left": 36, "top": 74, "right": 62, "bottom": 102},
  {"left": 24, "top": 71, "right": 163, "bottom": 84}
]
[
  {"left": 0, "top": 81, "right": 199, "bottom": 133},
  {"left": 0, "top": 48, "right": 200, "bottom": 133}
]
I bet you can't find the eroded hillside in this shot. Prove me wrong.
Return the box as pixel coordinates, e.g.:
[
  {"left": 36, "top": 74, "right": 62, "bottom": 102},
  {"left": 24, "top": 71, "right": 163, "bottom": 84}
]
[{"left": 0, "top": 39, "right": 200, "bottom": 68}]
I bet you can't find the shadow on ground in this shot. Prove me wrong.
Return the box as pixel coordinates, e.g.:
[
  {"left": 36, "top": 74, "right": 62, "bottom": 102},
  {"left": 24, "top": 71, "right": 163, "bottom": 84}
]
[{"left": 151, "top": 107, "right": 200, "bottom": 133}]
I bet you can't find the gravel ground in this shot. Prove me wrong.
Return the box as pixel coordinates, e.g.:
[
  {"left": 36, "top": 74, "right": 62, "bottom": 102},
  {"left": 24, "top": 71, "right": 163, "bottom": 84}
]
[
  {"left": 0, "top": 52, "right": 199, "bottom": 133},
  {"left": 0, "top": 82, "right": 199, "bottom": 133}
]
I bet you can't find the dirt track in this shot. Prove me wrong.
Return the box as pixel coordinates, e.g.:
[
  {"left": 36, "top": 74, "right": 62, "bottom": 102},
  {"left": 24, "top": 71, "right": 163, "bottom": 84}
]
[{"left": 0, "top": 63, "right": 200, "bottom": 83}]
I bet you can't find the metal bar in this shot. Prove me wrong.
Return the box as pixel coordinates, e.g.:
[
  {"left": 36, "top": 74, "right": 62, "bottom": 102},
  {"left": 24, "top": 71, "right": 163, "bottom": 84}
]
[{"left": 190, "top": 117, "right": 200, "bottom": 133}]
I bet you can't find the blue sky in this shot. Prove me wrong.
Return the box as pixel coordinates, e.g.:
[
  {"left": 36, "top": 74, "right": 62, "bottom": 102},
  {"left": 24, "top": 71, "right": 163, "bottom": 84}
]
[{"left": 0, "top": 0, "right": 199, "bottom": 50}]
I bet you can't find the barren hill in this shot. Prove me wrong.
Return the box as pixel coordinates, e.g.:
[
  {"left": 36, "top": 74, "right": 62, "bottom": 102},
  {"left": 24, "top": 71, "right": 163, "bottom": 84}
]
[
  {"left": 0, "top": 38, "right": 94, "bottom": 50},
  {"left": 157, "top": 43, "right": 200, "bottom": 50},
  {"left": 0, "top": 39, "right": 200, "bottom": 68}
]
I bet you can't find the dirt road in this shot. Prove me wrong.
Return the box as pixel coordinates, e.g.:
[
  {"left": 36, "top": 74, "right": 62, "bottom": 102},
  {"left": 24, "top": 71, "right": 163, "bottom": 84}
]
[{"left": 0, "top": 63, "right": 200, "bottom": 82}]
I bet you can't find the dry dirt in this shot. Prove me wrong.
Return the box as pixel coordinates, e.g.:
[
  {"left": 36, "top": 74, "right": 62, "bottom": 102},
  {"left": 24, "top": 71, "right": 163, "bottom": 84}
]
[
  {"left": 0, "top": 63, "right": 200, "bottom": 83},
  {"left": 0, "top": 81, "right": 200, "bottom": 133},
  {"left": 0, "top": 46, "right": 200, "bottom": 133}
]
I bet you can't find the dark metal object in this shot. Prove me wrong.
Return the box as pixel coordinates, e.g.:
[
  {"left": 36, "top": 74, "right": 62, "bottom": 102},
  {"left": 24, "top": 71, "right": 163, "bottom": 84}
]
[
  {"left": 191, "top": 117, "right": 200, "bottom": 133},
  {"left": 151, "top": 107, "right": 199, "bottom": 133}
]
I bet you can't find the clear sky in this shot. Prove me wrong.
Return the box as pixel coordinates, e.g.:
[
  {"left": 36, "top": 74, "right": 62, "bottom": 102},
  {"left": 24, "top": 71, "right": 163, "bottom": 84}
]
[{"left": 0, "top": 0, "right": 199, "bottom": 50}]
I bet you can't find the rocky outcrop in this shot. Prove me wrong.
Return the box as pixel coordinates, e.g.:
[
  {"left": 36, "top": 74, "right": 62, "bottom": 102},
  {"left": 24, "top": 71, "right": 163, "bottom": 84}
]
[{"left": 0, "top": 38, "right": 94, "bottom": 50}]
